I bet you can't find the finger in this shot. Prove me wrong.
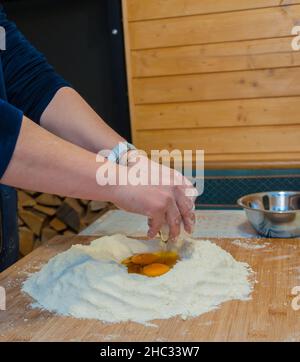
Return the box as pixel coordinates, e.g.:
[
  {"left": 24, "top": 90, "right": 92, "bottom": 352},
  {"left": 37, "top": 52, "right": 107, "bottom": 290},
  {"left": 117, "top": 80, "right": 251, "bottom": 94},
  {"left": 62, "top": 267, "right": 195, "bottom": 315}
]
[
  {"left": 184, "top": 186, "right": 199, "bottom": 199},
  {"left": 182, "top": 211, "right": 196, "bottom": 234},
  {"left": 182, "top": 212, "right": 195, "bottom": 234},
  {"left": 147, "top": 213, "right": 166, "bottom": 239},
  {"left": 189, "top": 210, "right": 196, "bottom": 224},
  {"left": 188, "top": 211, "right": 196, "bottom": 233},
  {"left": 175, "top": 174, "right": 198, "bottom": 201},
  {"left": 174, "top": 188, "right": 195, "bottom": 234},
  {"left": 181, "top": 181, "right": 198, "bottom": 201},
  {"left": 166, "top": 199, "right": 182, "bottom": 240}
]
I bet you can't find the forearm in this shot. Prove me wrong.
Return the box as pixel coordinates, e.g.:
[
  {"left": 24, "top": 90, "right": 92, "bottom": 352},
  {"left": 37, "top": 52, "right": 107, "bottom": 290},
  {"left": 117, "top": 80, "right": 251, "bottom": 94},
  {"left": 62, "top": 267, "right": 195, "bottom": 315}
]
[
  {"left": 1, "top": 115, "right": 116, "bottom": 201},
  {"left": 40, "top": 87, "right": 125, "bottom": 153}
]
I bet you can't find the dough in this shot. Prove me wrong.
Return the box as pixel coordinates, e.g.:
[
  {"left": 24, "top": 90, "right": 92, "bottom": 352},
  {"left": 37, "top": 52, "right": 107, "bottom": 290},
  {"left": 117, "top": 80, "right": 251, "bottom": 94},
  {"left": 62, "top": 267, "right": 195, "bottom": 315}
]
[{"left": 22, "top": 234, "right": 253, "bottom": 325}]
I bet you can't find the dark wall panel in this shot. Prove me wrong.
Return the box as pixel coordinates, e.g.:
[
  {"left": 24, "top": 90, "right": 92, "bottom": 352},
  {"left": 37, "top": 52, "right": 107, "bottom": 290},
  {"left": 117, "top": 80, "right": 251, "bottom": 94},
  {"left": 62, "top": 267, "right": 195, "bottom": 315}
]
[{"left": 2, "top": 0, "right": 131, "bottom": 139}]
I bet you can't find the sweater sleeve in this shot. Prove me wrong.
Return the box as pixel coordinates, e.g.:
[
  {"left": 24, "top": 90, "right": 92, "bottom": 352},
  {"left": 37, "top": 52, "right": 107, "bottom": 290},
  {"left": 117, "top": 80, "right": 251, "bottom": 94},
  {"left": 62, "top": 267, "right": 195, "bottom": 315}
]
[
  {"left": 0, "top": 5, "right": 71, "bottom": 123},
  {"left": 0, "top": 99, "right": 23, "bottom": 177}
]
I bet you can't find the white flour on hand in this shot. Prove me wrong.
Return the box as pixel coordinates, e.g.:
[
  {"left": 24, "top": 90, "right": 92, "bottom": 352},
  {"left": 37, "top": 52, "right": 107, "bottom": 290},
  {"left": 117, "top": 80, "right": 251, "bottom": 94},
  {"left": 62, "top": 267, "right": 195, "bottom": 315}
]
[{"left": 22, "top": 234, "right": 253, "bottom": 325}]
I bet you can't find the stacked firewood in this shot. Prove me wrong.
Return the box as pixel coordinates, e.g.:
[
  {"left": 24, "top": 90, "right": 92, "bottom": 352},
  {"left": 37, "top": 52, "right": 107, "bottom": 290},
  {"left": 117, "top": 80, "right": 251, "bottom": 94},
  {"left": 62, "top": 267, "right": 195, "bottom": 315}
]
[{"left": 18, "top": 190, "right": 109, "bottom": 256}]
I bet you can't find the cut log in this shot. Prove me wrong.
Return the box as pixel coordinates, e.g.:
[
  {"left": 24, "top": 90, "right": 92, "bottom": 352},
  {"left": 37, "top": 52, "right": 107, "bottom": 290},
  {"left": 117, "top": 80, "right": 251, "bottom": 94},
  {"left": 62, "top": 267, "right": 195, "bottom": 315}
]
[
  {"left": 82, "top": 210, "right": 101, "bottom": 225},
  {"left": 63, "top": 230, "right": 76, "bottom": 237},
  {"left": 36, "top": 193, "right": 62, "bottom": 207},
  {"left": 79, "top": 199, "right": 89, "bottom": 205},
  {"left": 18, "top": 191, "right": 36, "bottom": 208},
  {"left": 17, "top": 190, "right": 106, "bottom": 256},
  {"left": 24, "top": 190, "right": 39, "bottom": 196},
  {"left": 34, "top": 204, "right": 56, "bottom": 216},
  {"left": 64, "top": 198, "right": 84, "bottom": 216},
  {"left": 19, "top": 209, "right": 46, "bottom": 236},
  {"left": 89, "top": 201, "right": 107, "bottom": 211},
  {"left": 56, "top": 203, "right": 81, "bottom": 232},
  {"left": 41, "top": 227, "right": 57, "bottom": 243},
  {"left": 19, "top": 227, "right": 34, "bottom": 256},
  {"left": 49, "top": 218, "right": 67, "bottom": 232}
]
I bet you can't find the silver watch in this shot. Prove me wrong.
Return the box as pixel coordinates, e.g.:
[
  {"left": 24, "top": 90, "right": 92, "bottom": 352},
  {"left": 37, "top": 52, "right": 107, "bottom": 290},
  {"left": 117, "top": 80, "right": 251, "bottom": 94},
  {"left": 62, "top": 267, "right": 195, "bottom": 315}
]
[{"left": 107, "top": 141, "right": 136, "bottom": 164}]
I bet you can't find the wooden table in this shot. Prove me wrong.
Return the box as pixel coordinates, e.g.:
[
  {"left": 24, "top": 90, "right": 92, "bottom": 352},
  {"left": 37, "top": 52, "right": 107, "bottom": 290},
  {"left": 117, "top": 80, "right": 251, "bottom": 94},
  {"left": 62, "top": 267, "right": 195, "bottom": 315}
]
[{"left": 0, "top": 235, "right": 300, "bottom": 341}]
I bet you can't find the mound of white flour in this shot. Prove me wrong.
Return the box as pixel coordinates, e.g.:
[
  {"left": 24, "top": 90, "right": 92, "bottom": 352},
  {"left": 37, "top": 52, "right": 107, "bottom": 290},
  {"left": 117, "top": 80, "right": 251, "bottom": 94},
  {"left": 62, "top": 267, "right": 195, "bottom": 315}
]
[{"left": 23, "top": 234, "right": 253, "bottom": 324}]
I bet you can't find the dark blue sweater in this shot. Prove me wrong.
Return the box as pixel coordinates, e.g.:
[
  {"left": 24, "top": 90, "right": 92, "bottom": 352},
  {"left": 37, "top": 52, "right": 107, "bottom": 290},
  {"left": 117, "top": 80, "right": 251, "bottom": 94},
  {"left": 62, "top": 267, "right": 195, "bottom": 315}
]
[{"left": 0, "top": 5, "right": 69, "bottom": 177}]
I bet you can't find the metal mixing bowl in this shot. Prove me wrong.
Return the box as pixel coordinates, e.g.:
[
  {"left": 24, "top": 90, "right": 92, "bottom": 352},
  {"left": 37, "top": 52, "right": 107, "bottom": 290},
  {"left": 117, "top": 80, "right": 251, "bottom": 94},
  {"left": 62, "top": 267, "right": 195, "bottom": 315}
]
[{"left": 237, "top": 191, "right": 300, "bottom": 238}]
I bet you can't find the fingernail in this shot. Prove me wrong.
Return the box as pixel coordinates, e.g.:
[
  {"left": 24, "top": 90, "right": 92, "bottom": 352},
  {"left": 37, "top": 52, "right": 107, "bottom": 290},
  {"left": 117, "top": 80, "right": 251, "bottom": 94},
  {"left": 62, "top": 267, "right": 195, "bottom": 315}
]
[{"left": 189, "top": 213, "right": 196, "bottom": 223}]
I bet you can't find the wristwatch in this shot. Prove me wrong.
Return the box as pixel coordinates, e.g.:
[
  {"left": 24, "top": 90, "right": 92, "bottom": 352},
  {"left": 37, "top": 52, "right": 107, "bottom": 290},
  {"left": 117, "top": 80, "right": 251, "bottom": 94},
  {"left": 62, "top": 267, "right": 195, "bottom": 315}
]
[{"left": 107, "top": 141, "right": 137, "bottom": 164}]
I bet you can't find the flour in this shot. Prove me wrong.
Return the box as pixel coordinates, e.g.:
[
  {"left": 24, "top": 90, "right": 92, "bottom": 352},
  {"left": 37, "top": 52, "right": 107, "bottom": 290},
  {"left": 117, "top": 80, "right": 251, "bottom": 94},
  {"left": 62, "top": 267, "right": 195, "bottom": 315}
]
[
  {"left": 22, "top": 234, "right": 253, "bottom": 325},
  {"left": 232, "top": 239, "right": 271, "bottom": 250}
]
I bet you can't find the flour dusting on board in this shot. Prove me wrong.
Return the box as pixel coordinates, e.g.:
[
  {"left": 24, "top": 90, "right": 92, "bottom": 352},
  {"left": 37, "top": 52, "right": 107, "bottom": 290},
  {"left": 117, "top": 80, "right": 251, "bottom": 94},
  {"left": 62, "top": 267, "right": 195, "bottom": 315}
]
[
  {"left": 22, "top": 235, "right": 253, "bottom": 325},
  {"left": 232, "top": 239, "right": 271, "bottom": 250}
]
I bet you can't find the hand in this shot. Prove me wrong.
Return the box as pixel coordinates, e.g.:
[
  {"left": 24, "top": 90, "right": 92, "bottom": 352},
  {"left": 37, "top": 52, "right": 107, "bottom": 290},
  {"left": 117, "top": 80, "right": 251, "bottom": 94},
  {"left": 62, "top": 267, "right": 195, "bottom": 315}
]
[{"left": 112, "top": 153, "right": 197, "bottom": 239}]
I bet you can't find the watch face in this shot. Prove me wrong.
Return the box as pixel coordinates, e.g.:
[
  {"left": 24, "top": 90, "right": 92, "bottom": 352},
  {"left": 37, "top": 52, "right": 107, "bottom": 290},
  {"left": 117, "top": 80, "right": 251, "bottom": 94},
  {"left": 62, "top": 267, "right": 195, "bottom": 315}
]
[
  {"left": 107, "top": 142, "right": 136, "bottom": 164},
  {"left": 124, "top": 142, "right": 136, "bottom": 151}
]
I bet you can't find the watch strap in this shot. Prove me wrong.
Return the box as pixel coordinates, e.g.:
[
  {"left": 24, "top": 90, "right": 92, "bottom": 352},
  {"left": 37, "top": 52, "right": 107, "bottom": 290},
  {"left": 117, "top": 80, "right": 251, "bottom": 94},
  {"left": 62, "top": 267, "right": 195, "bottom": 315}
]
[{"left": 107, "top": 142, "right": 136, "bottom": 164}]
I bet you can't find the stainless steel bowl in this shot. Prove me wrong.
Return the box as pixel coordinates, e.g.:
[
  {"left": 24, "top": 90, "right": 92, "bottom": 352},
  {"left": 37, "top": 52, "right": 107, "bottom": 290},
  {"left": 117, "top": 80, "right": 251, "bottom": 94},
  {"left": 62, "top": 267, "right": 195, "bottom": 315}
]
[{"left": 237, "top": 191, "right": 300, "bottom": 238}]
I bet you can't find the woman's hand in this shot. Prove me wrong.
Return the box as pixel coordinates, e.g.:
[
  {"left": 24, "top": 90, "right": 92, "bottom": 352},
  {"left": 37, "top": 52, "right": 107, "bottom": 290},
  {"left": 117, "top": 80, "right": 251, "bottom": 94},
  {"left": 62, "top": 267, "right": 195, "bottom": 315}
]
[
  {"left": 111, "top": 183, "right": 195, "bottom": 240},
  {"left": 111, "top": 153, "right": 197, "bottom": 240}
]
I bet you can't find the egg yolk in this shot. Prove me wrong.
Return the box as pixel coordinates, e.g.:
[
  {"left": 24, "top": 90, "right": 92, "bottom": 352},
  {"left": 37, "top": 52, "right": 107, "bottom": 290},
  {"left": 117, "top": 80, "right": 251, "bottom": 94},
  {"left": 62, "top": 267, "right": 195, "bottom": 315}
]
[
  {"left": 143, "top": 263, "right": 170, "bottom": 277},
  {"left": 131, "top": 253, "right": 159, "bottom": 265},
  {"left": 121, "top": 251, "right": 179, "bottom": 277}
]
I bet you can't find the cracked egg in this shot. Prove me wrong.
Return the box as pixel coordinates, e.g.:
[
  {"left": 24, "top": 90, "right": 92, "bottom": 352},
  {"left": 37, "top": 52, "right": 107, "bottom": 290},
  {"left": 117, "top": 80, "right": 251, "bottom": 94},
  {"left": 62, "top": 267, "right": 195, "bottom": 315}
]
[{"left": 121, "top": 251, "right": 179, "bottom": 277}]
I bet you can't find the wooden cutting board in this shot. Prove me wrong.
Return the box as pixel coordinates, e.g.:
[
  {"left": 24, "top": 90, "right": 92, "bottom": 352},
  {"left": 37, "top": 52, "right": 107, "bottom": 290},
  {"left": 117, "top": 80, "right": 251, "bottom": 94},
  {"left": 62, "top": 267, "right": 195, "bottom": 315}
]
[{"left": 0, "top": 235, "right": 300, "bottom": 342}]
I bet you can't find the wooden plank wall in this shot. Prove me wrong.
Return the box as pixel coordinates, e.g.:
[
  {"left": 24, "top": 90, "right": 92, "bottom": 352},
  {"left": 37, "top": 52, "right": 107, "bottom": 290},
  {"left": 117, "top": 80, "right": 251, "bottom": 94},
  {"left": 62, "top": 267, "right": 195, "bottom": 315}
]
[{"left": 122, "top": 0, "right": 300, "bottom": 169}]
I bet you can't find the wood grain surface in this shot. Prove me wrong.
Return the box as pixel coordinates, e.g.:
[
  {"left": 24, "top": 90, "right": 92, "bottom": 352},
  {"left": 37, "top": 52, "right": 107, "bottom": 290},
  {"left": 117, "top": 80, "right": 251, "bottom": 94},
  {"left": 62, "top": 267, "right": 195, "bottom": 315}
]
[
  {"left": 127, "top": 0, "right": 299, "bottom": 21},
  {"left": 122, "top": 0, "right": 300, "bottom": 169},
  {"left": 129, "top": 5, "right": 300, "bottom": 50},
  {"left": 0, "top": 235, "right": 300, "bottom": 341}
]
